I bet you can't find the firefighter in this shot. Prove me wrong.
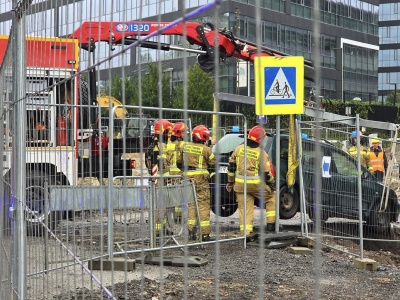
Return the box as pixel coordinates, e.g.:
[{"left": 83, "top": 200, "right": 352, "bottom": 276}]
[
  {"left": 347, "top": 130, "right": 373, "bottom": 172},
  {"left": 226, "top": 125, "right": 277, "bottom": 238},
  {"left": 369, "top": 138, "right": 387, "bottom": 182},
  {"left": 145, "top": 119, "right": 172, "bottom": 176},
  {"left": 164, "top": 122, "right": 188, "bottom": 222},
  {"left": 145, "top": 119, "right": 172, "bottom": 236},
  {"left": 165, "top": 122, "right": 188, "bottom": 179},
  {"left": 179, "top": 125, "right": 215, "bottom": 242}
]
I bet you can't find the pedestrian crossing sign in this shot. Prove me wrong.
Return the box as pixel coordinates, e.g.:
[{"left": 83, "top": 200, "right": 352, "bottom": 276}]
[{"left": 255, "top": 56, "right": 304, "bottom": 115}]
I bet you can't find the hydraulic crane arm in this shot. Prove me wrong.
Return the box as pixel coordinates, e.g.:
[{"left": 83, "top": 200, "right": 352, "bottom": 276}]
[{"left": 69, "top": 21, "right": 314, "bottom": 81}]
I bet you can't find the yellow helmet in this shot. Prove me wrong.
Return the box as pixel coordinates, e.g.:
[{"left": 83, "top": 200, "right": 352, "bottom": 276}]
[{"left": 371, "top": 138, "right": 380, "bottom": 144}]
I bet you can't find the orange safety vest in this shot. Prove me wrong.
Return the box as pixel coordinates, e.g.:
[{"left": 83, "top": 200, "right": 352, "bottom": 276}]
[{"left": 369, "top": 150, "right": 385, "bottom": 172}]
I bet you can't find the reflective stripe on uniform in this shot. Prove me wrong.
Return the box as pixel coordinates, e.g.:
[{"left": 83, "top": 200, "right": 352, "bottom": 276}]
[
  {"left": 200, "top": 220, "right": 210, "bottom": 228},
  {"left": 183, "top": 144, "right": 205, "bottom": 169},
  {"left": 235, "top": 174, "right": 261, "bottom": 184},
  {"left": 266, "top": 210, "right": 276, "bottom": 218},
  {"left": 184, "top": 169, "right": 209, "bottom": 176},
  {"left": 236, "top": 148, "right": 260, "bottom": 177},
  {"left": 240, "top": 224, "right": 253, "bottom": 232},
  {"left": 187, "top": 219, "right": 197, "bottom": 225}
]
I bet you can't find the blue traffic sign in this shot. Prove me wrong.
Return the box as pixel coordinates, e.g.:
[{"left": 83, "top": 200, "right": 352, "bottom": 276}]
[{"left": 264, "top": 67, "right": 296, "bottom": 105}]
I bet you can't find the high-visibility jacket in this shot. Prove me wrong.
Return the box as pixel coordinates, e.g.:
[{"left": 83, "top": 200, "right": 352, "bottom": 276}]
[
  {"left": 179, "top": 142, "right": 215, "bottom": 177},
  {"left": 227, "top": 144, "right": 274, "bottom": 185},
  {"left": 369, "top": 147, "right": 386, "bottom": 173},
  {"left": 347, "top": 145, "right": 372, "bottom": 170},
  {"left": 165, "top": 140, "right": 185, "bottom": 174}
]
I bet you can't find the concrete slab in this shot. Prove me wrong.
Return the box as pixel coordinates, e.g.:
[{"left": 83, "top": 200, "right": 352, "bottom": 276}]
[
  {"left": 353, "top": 258, "right": 377, "bottom": 271},
  {"left": 88, "top": 258, "right": 136, "bottom": 271},
  {"left": 297, "top": 236, "right": 314, "bottom": 247},
  {"left": 287, "top": 246, "right": 313, "bottom": 255},
  {"left": 144, "top": 255, "right": 208, "bottom": 267},
  {"left": 253, "top": 231, "right": 299, "bottom": 242},
  {"left": 247, "top": 238, "right": 298, "bottom": 249}
]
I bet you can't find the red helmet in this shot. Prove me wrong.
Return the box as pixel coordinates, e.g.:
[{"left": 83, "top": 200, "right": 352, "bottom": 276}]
[
  {"left": 192, "top": 125, "right": 210, "bottom": 142},
  {"left": 154, "top": 119, "right": 172, "bottom": 135},
  {"left": 248, "top": 125, "right": 265, "bottom": 144},
  {"left": 172, "top": 122, "right": 188, "bottom": 137}
]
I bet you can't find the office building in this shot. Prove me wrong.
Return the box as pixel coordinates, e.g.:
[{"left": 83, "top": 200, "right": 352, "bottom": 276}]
[{"left": 0, "top": 0, "right": 380, "bottom": 102}]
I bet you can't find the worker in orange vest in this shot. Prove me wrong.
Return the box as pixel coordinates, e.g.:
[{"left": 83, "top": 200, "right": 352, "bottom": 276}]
[{"left": 369, "top": 138, "right": 387, "bottom": 182}]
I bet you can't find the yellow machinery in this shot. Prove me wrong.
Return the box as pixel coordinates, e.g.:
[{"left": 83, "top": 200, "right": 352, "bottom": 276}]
[{"left": 96, "top": 93, "right": 128, "bottom": 119}]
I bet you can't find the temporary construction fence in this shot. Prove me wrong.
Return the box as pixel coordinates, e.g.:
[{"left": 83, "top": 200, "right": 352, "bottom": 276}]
[
  {"left": 1, "top": 0, "right": 400, "bottom": 299},
  {"left": 297, "top": 115, "right": 400, "bottom": 258}
]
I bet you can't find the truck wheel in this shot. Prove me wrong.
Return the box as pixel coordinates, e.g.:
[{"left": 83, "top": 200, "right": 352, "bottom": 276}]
[
  {"left": 78, "top": 79, "right": 98, "bottom": 129},
  {"left": 279, "top": 185, "right": 299, "bottom": 219},
  {"left": 25, "top": 170, "right": 61, "bottom": 236}
]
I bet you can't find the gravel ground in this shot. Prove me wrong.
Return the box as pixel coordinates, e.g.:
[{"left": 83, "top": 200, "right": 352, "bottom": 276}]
[{"left": 54, "top": 227, "right": 400, "bottom": 300}]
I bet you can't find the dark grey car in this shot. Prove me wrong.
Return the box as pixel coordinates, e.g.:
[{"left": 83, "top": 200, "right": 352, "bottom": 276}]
[{"left": 210, "top": 133, "right": 400, "bottom": 232}]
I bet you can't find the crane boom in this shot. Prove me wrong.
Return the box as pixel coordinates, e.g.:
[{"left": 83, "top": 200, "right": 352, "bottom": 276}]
[{"left": 69, "top": 21, "right": 314, "bottom": 81}]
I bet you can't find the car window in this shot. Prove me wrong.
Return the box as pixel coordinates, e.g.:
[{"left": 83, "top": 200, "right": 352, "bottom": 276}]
[
  {"left": 330, "top": 149, "right": 358, "bottom": 175},
  {"left": 212, "top": 134, "right": 245, "bottom": 154}
]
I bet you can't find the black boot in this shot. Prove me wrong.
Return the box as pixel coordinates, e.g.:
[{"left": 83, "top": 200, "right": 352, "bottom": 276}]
[
  {"left": 245, "top": 232, "right": 258, "bottom": 242},
  {"left": 201, "top": 234, "right": 215, "bottom": 242}
]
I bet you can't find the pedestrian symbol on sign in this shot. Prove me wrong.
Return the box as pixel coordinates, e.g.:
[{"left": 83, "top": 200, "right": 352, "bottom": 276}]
[{"left": 265, "top": 67, "right": 296, "bottom": 104}]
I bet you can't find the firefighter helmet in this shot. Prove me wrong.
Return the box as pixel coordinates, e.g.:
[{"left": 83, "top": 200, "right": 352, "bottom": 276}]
[
  {"left": 248, "top": 125, "right": 265, "bottom": 144},
  {"left": 192, "top": 125, "right": 210, "bottom": 142},
  {"left": 172, "top": 122, "right": 188, "bottom": 137},
  {"left": 154, "top": 119, "right": 172, "bottom": 135}
]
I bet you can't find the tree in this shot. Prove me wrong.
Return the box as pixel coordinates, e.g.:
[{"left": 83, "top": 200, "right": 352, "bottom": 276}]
[
  {"left": 106, "top": 63, "right": 173, "bottom": 115},
  {"left": 174, "top": 63, "right": 214, "bottom": 111},
  {"left": 386, "top": 90, "right": 399, "bottom": 106},
  {"left": 141, "top": 63, "right": 173, "bottom": 110},
  {"left": 106, "top": 74, "right": 138, "bottom": 106}
]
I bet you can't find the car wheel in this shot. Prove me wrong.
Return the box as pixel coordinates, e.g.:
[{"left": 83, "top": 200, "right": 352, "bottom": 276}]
[
  {"left": 366, "top": 201, "right": 391, "bottom": 234},
  {"left": 211, "top": 185, "right": 238, "bottom": 218},
  {"left": 211, "top": 197, "right": 238, "bottom": 217},
  {"left": 279, "top": 185, "right": 299, "bottom": 219}
]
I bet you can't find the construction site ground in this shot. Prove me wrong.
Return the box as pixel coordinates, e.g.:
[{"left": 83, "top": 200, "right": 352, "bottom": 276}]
[{"left": 59, "top": 152, "right": 400, "bottom": 300}]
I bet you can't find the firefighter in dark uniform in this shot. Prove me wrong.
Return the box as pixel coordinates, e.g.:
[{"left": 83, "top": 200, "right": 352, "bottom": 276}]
[
  {"left": 145, "top": 119, "right": 172, "bottom": 235},
  {"left": 178, "top": 125, "right": 215, "bottom": 241},
  {"left": 226, "top": 125, "right": 277, "bottom": 238},
  {"left": 369, "top": 138, "right": 387, "bottom": 182}
]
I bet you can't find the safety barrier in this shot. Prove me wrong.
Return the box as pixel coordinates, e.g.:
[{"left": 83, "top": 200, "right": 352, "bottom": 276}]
[{"left": 297, "top": 116, "right": 400, "bottom": 257}]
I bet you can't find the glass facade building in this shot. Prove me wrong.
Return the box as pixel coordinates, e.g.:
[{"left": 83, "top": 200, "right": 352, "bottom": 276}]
[
  {"left": 0, "top": 0, "right": 380, "bottom": 102},
  {"left": 378, "top": 1, "right": 400, "bottom": 102}
]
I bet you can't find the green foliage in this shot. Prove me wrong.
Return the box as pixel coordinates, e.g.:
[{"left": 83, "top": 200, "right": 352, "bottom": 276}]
[
  {"left": 141, "top": 63, "right": 173, "bottom": 109},
  {"left": 321, "top": 99, "right": 372, "bottom": 119},
  {"left": 350, "top": 102, "right": 373, "bottom": 119},
  {"left": 174, "top": 64, "right": 214, "bottom": 125},
  {"left": 106, "top": 75, "right": 138, "bottom": 106},
  {"left": 174, "top": 64, "right": 214, "bottom": 110},
  {"left": 386, "top": 90, "right": 400, "bottom": 106},
  {"left": 106, "top": 63, "right": 173, "bottom": 116}
]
